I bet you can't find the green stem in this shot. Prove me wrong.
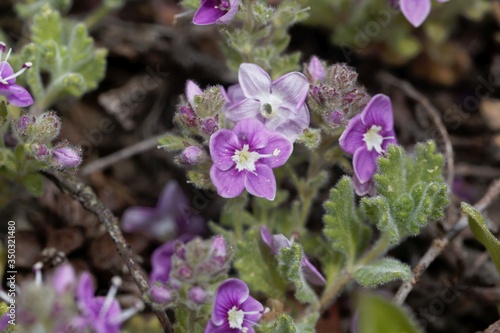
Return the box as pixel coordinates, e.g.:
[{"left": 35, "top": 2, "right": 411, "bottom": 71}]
[{"left": 85, "top": 2, "right": 122, "bottom": 30}]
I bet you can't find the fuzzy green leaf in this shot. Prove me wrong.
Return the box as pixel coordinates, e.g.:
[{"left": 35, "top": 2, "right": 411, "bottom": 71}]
[
  {"left": 15, "top": 0, "right": 72, "bottom": 18},
  {"left": 157, "top": 134, "right": 186, "bottom": 152},
  {"left": 277, "top": 243, "right": 317, "bottom": 304},
  {"left": 362, "top": 142, "right": 449, "bottom": 243},
  {"left": 323, "top": 176, "right": 370, "bottom": 264},
  {"left": 356, "top": 293, "right": 422, "bottom": 333},
  {"left": 21, "top": 173, "right": 44, "bottom": 196},
  {"left": 234, "top": 228, "right": 287, "bottom": 298},
  {"left": 462, "top": 202, "right": 500, "bottom": 274},
  {"left": 354, "top": 257, "right": 412, "bottom": 288},
  {"left": 0, "top": 148, "right": 17, "bottom": 173},
  {"left": 266, "top": 315, "right": 296, "bottom": 333}
]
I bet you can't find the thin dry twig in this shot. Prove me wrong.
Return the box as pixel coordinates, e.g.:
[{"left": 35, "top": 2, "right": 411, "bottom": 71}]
[
  {"left": 80, "top": 132, "right": 169, "bottom": 176},
  {"left": 394, "top": 178, "right": 500, "bottom": 305},
  {"left": 43, "top": 170, "right": 173, "bottom": 333},
  {"left": 455, "top": 163, "right": 500, "bottom": 178},
  {"left": 379, "top": 72, "right": 455, "bottom": 189}
]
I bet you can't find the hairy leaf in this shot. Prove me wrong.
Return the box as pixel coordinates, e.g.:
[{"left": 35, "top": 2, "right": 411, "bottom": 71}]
[
  {"left": 266, "top": 315, "right": 297, "bottom": 333},
  {"left": 354, "top": 257, "right": 411, "bottom": 288}
]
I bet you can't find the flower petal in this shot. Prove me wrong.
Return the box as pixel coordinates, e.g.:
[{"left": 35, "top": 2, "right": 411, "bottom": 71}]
[
  {"left": 225, "top": 98, "right": 262, "bottom": 123},
  {"left": 193, "top": 0, "right": 225, "bottom": 25},
  {"left": 260, "top": 226, "right": 274, "bottom": 252},
  {"left": 226, "top": 83, "right": 245, "bottom": 105},
  {"left": 238, "top": 63, "right": 272, "bottom": 99},
  {"left": 339, "top": 114, "right": 365, "bottom": 155},
  {"left": 353, "top": 147, "right": 379, "bottom": 184},
  {"left": 400, "top": 0, "right": 431, "bottom": 27},
  {"left": 0, "top": 62, "right": 15, "bottom": 84},
  {"left": 2, "top": 84, "right": 34, "bottom": 107},
  {"left": 210, "top": 166, "right": 246, "bottom": 198},
  {"left": 204, "top": 321, "right": 233, "bottom": 333},
  {"left": 271, "top": 72, "right": 309, "bottom": 112},
  {"left": 256, "top": 131, "right": 293, "bottom": 168},
  {"left": 150, "top": 240, "right": 176, "bottom": 283},
  {"left": 360, "top": 94, "right": 394, "bottom": 132},
  {"left": 121, "top": 206, "right": 157, "bottom": 233},
  {"left": 217, "top": 0, "right": 240, "bottom": 24},
  {"left": 77, "top": 272, "right": 95, "bottom": 306},
  {"left": 52, "top": 263, "right": 76, "bottom": 295},
  {"left": 301, "top": 257, "right": 326, "bottom": 286},
  {"left": 185, "top": 80, "right": 203, "bottom": 108},
  {"left": 244, "top": 164, "right": 276, "bottom": 200},
  {"left": 232, "top": 118, "right": 268, "bottom": 150},
  {"left": 271, "top": 234, "right": 291, "bottom": 251},
  {"left": 212, "top": 279, "right": 250, "bottom": 325},
  {"left": 352, "top": 173, "right": 377, "bottom": 196},
  {"left": 271, "top": 105, "right": 310, "bottom": 142},
  {"left": 381, "top": 134, "right": 398, "bottom": 151},
  {"left": 307, "top": 56, "right": 326, "bottom": 82},
  {"left": 241, "top": 295, "right": 264, "bottom": 324},
  {"left": 209, "top": 129, "right": 241, "bottom": 171}
]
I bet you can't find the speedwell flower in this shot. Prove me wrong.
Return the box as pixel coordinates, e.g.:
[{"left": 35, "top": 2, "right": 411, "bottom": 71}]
[
  {"left": 205, "top": 278, "right": 264, "bottom": 333},
  {"left": 339, "top": 94, "right": 397, "bottom": 185},
  {"left": 0, "top": 42, "right": 34, "bottom": 107},
  {"left": 399, "top": 0, "right": 449, "bottom": 28},
  {"left": 225, "top": 63, "right": 310, "bottom": 142},
  {"left": 260, "top": 226, "right": 326, "bottom": 286},
  {"left": 209, "top": 118, "right": 293, "bottom": 200},
  {"left": 193, "top": 0, "right": 240, "bottom": 25}
]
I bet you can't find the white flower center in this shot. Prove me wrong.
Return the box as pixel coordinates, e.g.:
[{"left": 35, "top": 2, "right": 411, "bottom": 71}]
[
  {"left": 363, "top": 125, "right": 384, "bottom": 153},
  {"left": 227, "top": 306, "right": 245, "bottom": 329},
  {"left": 259, "top": 94, "right": 282, "bottom": 119},
  {"left": 231, "top": 144, "right": 281, "bottom": 172}
]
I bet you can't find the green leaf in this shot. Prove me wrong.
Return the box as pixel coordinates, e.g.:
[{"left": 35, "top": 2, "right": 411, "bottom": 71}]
[
  {"left": 0, "top": 148, "right": 17, "bottom": 173},
  {"left": 362, "top": 142, "right": 449, "bottom": 243},
  {"left": 22, "top": 173, "right": 44, "bottom": 196},
  {"left": 234, "top": 228, "right": 287, "bottom": 298},
  {"left": 323, "top": 176, "right": 370, "bottom": 264},
  {"left": 157, "top": 134, "right": 186, "bottom": 152},
  {"left": 266, "top": 315, "right": 296, "bottom": 333},
  {"left": 356, "top": 293, "right": 422, "bottom": 333},
  {"left": 277, "top": 243, "right": 318, "bottom": 304},
  {"left": 354, "top": 257, "right": 412, "bottom": 288},
  {"left": 462, "top": 202, "right": 500, "bottom": 274}
]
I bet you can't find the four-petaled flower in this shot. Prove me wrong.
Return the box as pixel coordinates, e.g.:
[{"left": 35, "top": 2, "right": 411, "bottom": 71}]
[
  {"left": 209, "top": 118, "right": 293, "bottom": 200},
  {"left": 205, "top": 278, "right": 264, "bottom": 333},
  {"left": 225, "top": 63, "right": 310, "bottom": 142},
  {"left": 339, "top": 94, "right": 397, "bottom": 186},
  {"left": 0, "top": 42, "right": 34, "bottom": 107},
  {"left": 193, "top": 0, "right": 240, "bottom": 25},
  {"left": 400, "top": 0, "right": 449, "bottom": 28},
  {"left": 260, "top": 226, "right": 326, "bottom": 286}
]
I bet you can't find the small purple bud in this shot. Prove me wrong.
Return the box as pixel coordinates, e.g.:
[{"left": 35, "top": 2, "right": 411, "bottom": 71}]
[
  {"left": 179, "top": 105, "right": 197, "bottom": 127},
  {"left": 178, "top": 265, "right": 193, "bottom": 279},
  {"left": 328, "top": 110, "right": 345, "bottom": 127},
  {"left": 151, "top": 286, "right": 173, "bottom": 304},
  {"left": 307, "top": 56, "right": 326, "bottom": 83},
  {"left": 32, "top": 143, "right": 50, "bottom": 160},
  {"left": 211, "top": 235, "right": 226, "bottom": 258},
  {"left": 188, "top": 286, "right": 207, "bottom": 304},
  {"left": 185, "top": 80, "right": 203, "bottom": 108},
  {"left": 201, "top": 117, "right": 218, "bottom": 136},
  {"left": 181, "top": 146, "right": 203, "bottom": 165},
  {"left": 17, "top": 115, "right": 32, "bottom": 132},
  {"left": 52, "top": 147, "right": 81, "bottom": 167}
]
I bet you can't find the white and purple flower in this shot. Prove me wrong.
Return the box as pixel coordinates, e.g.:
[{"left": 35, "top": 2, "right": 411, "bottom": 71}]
[
  {"left": 260, "top": 226, "right": 326, "bottom": 286},
  {"left": 204, "top": 278, "right": 264, "bottom": 333},
  {"left": 399, "top": 0, "right": 449, "bottom": 28},
  {"left": 193, "top": 0, "right": 240, "bottom": 25},
  {"left": 0, "top": 42, "right": 34, "bottom": 107},
  {"left": 209, "top": 118, "right": 293, "bottom": 200},
  {"left": 225, "top": 63, "right": 310, "bottom": 142},
  {"left": 339, "top": 94, "right": 397, "bottom": 191}
]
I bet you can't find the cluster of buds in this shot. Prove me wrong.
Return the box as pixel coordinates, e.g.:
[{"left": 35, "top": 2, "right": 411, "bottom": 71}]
[
  {"left": 12, "top": 112, "right": 81, "bottom": 168},
  {"left": 305, "top": 57, "right": 370, "bottom": 129},
  {"left": 174, "top": 81, "right": 224, "bottom": 142},
  {"left": 149, "top": 235, "right": 232, "bottom": 310}
]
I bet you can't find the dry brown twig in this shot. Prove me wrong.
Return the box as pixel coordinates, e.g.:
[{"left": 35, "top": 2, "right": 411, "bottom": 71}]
[{"left": 43, "top": 170, "right": 173, "bottom": 333}]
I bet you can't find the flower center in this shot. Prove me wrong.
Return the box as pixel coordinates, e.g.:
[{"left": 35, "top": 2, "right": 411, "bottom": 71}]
[
  {"left": 227, "top": 306, "right": 245, "bottom": 330},
  {"left": 363, "top": 125, "right": 384, "bottom": 153},
  {"left": 0, "top": 43, "right": 32, "bottom": 85},
  {"left": 215, "top": 0, "right": 230, "bottom": 11},
  {"left": 232, "top": 144, "right": 261, "bottom": 172},
  {"left": 259, "top": 94, "right": 282, "bottom": 119}
]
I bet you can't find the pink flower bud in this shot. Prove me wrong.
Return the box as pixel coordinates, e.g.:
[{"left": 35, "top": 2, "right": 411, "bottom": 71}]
[
  {"left": 52, "top": 147, "right": 81, "bottom": 167},
  {"left": 188, "top": 286, "right": 207, "bottom": 304},
  {"left": 151, "top": 286, "right": 173, "bottom": 304},
  {"left": 201, "top": 117, "right": 218, "bottom": 136},
  {"left": 32, "top": 143, "right": 50, "bottom": 160},
  {"left": 211, "top": 235, "right": 226, "bottom": 258},
  {"left": 328, "top": 110, "right": 345, "bottom": 127},
  {"left": 181, "top": 146, "right": 203, "bottom": 165}
]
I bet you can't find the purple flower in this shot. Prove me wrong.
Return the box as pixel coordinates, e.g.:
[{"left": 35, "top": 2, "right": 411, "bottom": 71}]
[
  {"left": 205, "top": 278, "right": 263, "bottom": 333},
  {"left": 209, "top": 118, "right": 293, "bottom": 200},
  {"left": 307, "top": 56, "right": 326, "bottom": 83},
  {"left": 121, "top": 180, "right": 206, "bottom": 239},
  {"left": 193, "top": 0, "right": 240, "bottom": 25},
  {"left": 0, "top": 43, "right": 34, "bottom": 107},
  {"left": 339, "top": 94, "right": 397, "bottom": 185},
  {"left": 52, "top": 147, "right": 82, "bottom": 167},
  {"left": 260, "top": 226, "right": 326, "bottom": 286},
  {"left": 150, "top": 239, "right": 178, "bottom": 284},
  {"left": 352, "top": 173, "right": 376, "bottom": 197},
  {"left": 400, "top": 0, "right": 449, "bottom": 27},
  {"left": 225, "top": 63, "right": 310, "bottom": 142}
]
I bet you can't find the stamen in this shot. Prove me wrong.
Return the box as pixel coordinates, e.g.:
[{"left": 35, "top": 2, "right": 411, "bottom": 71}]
[
  {"left": 1, "top": 62, "right": 32, "bottom": 83},
  {"left": 272, "top": 149, "right": 280, "bottom": 157},
  {"left": 33, "top": 262, "right": 43, "bottom": 286},
  {"left": 0, "top": 48, "right": 12, "bottom": 75},
  {"left": 0, "top": 42, "right": 6, "bottom": 58},
  {"left": 99, "top": 276, "right": 122, "bottom": 319},
  {"left": 110, "top": 300, "right": 145, "bottom": 324},
  {"left": 0, "top": 290, "right": 12, "bottom": 303}
]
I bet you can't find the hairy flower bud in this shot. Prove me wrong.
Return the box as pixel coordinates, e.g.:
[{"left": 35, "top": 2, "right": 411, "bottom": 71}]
[
  {"left": 31, "top": 112, "right": 61, "bottom": 143},
  {"left": 188, "top": 286, "right": 207, "bottom": 305},
  {"left": 52, "top": 147, "right": 81, "bottom": 168},
  {"left": 181, "top": 146, "right": 204, "bottom": 165},
  {"left": 31, "top": 143, "right": 51, "bottom": 161},
  {"left": 150, "top": 286, "right": 173, "bottom": 304}
]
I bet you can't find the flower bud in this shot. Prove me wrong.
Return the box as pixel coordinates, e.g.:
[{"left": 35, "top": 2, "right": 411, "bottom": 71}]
[
  {"left": 150, "top": 286, "right": 173, "bottom": 304},
  {"left": 211, "top": 235, "right": 226, "bottom": 258},
  {"left": 328, "top": 110, "right": 345, "bottom": 127},
  {"left": 32, "top": 112, "right": 61, "bottom": 143},
  {"left": 201, "top": 117, "right": 219, "bottom": 136},
  {"left": 178, "top": 105, "right": 198, "bottom": 128},
  {"left": 178, "top": 265, "right": 193, "bottom": 279},
  {"left": 52, "top": 147, "right": 81, "bottom": 167},
  {"left": 307, "top": 56, "right": 326, "bottom": 83},
  {"left": 181, "top": 146, "right": 203, "bottom": 165},
  {"left": 16, "top": 115, "right": 33, "bottom": 134},
  {"left": 31, "top": 143, "right": 51, "bottom": 161},
  {"left": 188, "top": 286, "right": 207, "bottom": 305}
]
